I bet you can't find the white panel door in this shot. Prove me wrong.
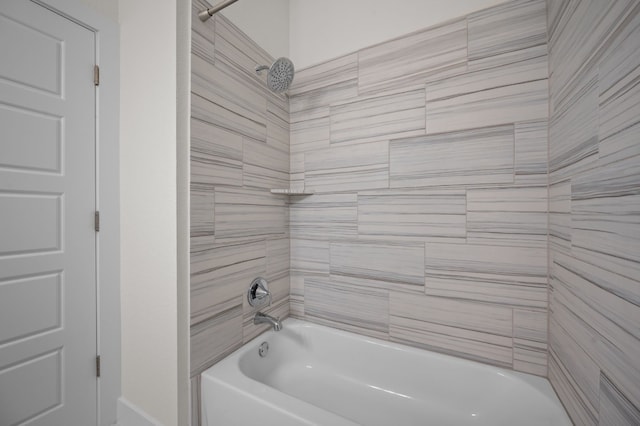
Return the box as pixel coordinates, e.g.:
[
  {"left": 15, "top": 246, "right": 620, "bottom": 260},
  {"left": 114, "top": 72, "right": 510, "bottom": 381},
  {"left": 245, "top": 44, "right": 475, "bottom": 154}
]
[{"left": 0, "top": 0, "right": 98, "bottom": 425}]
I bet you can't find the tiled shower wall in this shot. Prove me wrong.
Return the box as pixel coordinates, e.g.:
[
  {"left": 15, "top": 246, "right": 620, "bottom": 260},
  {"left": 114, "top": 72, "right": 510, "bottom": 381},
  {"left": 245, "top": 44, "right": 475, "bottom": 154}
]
[
  {"left": 289, "top": 0, "right": 549, "bottom": 376},
  {"left": 189, "top": 1, "right": 290, "bottom": 423},
  {"left": 547, "top": 1, "right": 640, "bottom": 425}
]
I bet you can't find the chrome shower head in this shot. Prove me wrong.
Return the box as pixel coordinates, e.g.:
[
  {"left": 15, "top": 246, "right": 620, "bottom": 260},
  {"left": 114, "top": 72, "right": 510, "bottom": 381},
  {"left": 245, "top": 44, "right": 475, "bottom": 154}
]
[{"left": 256, "top": 57, "right": 295, "bottom": 93}]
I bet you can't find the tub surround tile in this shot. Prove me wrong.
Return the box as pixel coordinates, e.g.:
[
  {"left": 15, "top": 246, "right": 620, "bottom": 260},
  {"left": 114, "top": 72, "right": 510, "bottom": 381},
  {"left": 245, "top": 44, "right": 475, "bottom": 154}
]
[
  {"left": 549, "top": 180, "right": 572, "bottom": 254},
  {"left": 192, "top": 93, "right": 266, "bottom": 145},
  {"left": 190, "top": 183, "right": 215, "bottom": 249},
  {"left": 289, "top": 272, "right": 306, "bottom": 318},
  {"left": 191, "top": 53, "right": 267, "bottom": 130},
  {"left": 548, "top": 350, "right": 599, "bottom": 426},
  {"left": 548, "top": 72, "right": 599, "bottom": 183},
  {"left": 424, "top": 242, "right": 547, "bottom": 309},
  {"left": 357, "top": 19, "right": 467, "bottom": 95},
  {"left": 389, "top": 292, "right": 513, "bottom": 368},
  {"left": 266, "top": 238, "right": 290, "bottom": 282},
  {"left": 330, "top": 241, "right": 425, "bottom": 293},
  {"left": 214, "top": 187, "right": 287, "bottom": 242},
  {"left": 190, "top": 117, "right": 243, "bottom": 187},
  {"left": 305, "top": 276, "right": 389, "bottom": 340},
  {"left": 467, "top": 0, "right": 547, "bottom": 65},
  {"left": 599, "top": 373, "right": 640, "bottom": 426},
  {"left": 290, "top": 193, "right": 358, "bottom": 240},
  {"left": 290, "top": 113, "right": 330, "bottom": 155},
  {"left": 426, "top": 78, "right": 548, "bottom": 135},
  {"left": 242, "top": 137, "right": 289, "bottom": 190},
  {"left": 191, "top": 304, "right": 244, "bottom": 376},
  {"left": 267, "top": 100, "right": 290, "bottom": 153},
  {"left": 466, "top": 186, "right": 548, "bottom": 247},
  {"left": 191, "top": 0, "right": 215, "bottom": 64},
  {"left": 290, "top": 239, "right": 330, "bottom": 275},
  {"left": 329, "top": 88, "right": 426, "bottom": 146},
  {"left": 514, "top": 120, "right": 548, "bottom": 184},
  {"left": 390, "top": 125, "right": 514, "bottom": 188},
  {"left": 190, "top": 240, "right": 266, "bottom": 325},
  {"left": 357, "top": 189, "right": 466, "bottom": 242},
  {"left": 305, "top": 140, "right": 389, "bottom": 193},
  {"left": 289, "top": 53, "right": 358, "bottom": 96},
  {"left": 513, "top": 309, "right": 547, "bottom": 376},
  {"left": 213, "top": 14, "right": 272, "bottom": 87},
  {"left": 190, "top": 9, "right": 290, "bottom": 397}
]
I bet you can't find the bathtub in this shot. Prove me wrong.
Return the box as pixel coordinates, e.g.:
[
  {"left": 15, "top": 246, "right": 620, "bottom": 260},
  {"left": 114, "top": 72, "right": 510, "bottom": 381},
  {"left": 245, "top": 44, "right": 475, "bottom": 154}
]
[{"left": 201, "top": 318, "right": 571, "bottom": 426}]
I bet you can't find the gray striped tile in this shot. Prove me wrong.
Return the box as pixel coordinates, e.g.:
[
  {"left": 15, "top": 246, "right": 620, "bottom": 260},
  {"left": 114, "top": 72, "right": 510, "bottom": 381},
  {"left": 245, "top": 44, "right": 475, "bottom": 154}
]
[
  {"left": 390, "top": 125, "right": 514, "bottom": 188},
  {"left": 191, "top": 304, "right": 243, "bottom": 376},
  {"left": 424, "top": 242, "right": 547, "bottom": 309},
  {"left": 330, "top": 88, "right": 425, "bottom": 146},
  {"left": 390, "top": 292, "right": 513, "bottom": 368},
  {"left": 290, "top": 193, "right": 357, "bottom": 240},
  {"left": 598, "top": 10, "right": 640, "bottom": 164},
  {"left": 515, "top": 120, "right": 548, "bottom": 184},
  {"left": 289, "top": 53, "right": 358, "bottom": 97},
  {"left": 468, "top": 0, "right": 547, "bottom": 66},
  {"left": 267, "top": 99, "right": 289, "bottom": 153},
  {"left": 548, "top": 350, "right": 598, "bottom": 426},
  {"left": 513, "top": 308, "right": 547, "bottom": 376},
  {"left": 358, "top": 19, "right": 467, "bottom": 95},
  {"left": 599, "top": 373, "right": 640, "bottom": 426},
  {"left": 290, "top": 272, "right": 306, "bottom": 318},
  {"left": 213, "top": 14, "right": 273, "bottom": 87},
  {"left": 357, "top": 189, "right": 466, "bottom": 242},
  {"left": 192, "top": 93, "right": 266, "bottom": 144},
  {"left": 549, "top": 71, "right": 599, "bottom": 182},
  {"left": 266, "top": 238, "right": 289, "bottom": 281},
  {"left": 467, "top": 186, "right": 548, "bottom": 247},
  {"left": 191, "top": 54, "right": 267, "bottom": 131},
  {"left": 190, "top": 183, "right": 215, "bottom": 249},
  {"left": 426, "top": 78, "right": 548, "bottom": 134},
  {"left": 305, "top": 276, "right": 389, "bottom": 339},
  {"left": 305, "top": 140, "right": 389, "bottom": 193},
  {"left": 190, "top": 117, "right": 243, "bottom": 187},
  {"left": 290, "top": 112, "right": 330, "bottom": 155},
  {"left": 191, "top": 0, "right": 215, "bottom": 65},
  {"left": 330, "top": 241, "right": 425, "bottom": 293},
  {"left": 243, "top": 137, "right": 289, "bottom": 190},
  {"left": 214, "top": 188, "right": 286, "bottom": 242},
  {"left": 190, "top": 239, "right": 266, "bottom": 325},
  {"left": 571, "top": 156, "right": 640, "bottom": 282},
  {"left": 290, "top": 239, "right": 330, "bottom": 274},
  {"left": 549, "top": 180, "right": 572, "bottom": 254}
]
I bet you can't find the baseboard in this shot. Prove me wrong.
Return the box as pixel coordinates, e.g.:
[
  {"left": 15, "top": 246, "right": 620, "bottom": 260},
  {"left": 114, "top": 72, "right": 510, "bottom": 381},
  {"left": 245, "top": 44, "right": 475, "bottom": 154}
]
[{"left": 117, "top": 397, "right": 163, "bottom": 426}]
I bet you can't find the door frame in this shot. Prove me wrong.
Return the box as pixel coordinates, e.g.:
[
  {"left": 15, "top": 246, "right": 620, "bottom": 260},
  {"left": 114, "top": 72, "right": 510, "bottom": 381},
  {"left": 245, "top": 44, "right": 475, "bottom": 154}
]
[{"left": 30, "top": 1, "right": 120, "bottom": 424}]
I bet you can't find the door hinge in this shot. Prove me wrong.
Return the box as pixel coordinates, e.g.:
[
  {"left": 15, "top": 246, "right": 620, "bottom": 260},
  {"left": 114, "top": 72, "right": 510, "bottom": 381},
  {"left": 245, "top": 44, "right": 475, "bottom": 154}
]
[
  {"left": 96, "top": 355, "right": 101, "bottom": 378},
  {"left": 94, "top": 65, "right": 100, "bottom": 86},
  {"left": 94, "top": 211, "right": 100, "bottom": 232}
]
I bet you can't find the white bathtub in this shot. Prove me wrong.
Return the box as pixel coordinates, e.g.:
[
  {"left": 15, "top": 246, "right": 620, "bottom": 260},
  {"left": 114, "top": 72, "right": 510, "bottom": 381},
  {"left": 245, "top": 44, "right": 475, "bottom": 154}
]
[{"left": 201, "top": 318, "right": 571, "bottom": 426}]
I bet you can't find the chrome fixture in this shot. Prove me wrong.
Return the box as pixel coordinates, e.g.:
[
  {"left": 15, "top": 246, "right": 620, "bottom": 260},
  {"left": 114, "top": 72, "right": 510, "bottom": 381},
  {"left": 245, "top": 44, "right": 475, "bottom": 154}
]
[
  {"left": 255, "top": 57, "right": 295, "bottom": 93},
  {"left": 258, "top": 341, "right": 269, "bottom": 357},
  {"left": 254, "top": 312, "right": 282, "bottom": 332},
  {"left": 198, "top": 0, "right": 239, "bottom": 22},
  {"left": 247, "top": 277, "right": 271, "bottom": 308}
]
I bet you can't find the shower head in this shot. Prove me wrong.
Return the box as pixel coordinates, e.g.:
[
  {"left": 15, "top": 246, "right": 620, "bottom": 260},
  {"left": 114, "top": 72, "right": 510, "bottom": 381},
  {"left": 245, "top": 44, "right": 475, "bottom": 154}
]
[{"left": 255, "top": 57, "right": 295, "bottom": 93}]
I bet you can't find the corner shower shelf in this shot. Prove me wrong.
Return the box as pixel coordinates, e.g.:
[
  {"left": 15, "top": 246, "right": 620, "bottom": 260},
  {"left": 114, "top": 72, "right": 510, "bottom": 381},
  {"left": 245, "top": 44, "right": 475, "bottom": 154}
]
[{"left": 270, "top": 188, "right": 314, "bottom": 195}]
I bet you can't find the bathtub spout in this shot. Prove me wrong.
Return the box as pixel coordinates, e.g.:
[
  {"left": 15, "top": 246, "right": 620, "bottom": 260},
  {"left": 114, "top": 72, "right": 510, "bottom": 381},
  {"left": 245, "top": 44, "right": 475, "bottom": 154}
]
[{"left": 254, "top": 312, "right": 282, "bottom": 331}]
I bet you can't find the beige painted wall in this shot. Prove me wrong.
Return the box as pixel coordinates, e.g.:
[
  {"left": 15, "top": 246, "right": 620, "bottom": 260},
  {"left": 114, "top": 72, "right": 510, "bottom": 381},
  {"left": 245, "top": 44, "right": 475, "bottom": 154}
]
[{"left": 119, "top": 0, "right": 178, "bottom": 424}]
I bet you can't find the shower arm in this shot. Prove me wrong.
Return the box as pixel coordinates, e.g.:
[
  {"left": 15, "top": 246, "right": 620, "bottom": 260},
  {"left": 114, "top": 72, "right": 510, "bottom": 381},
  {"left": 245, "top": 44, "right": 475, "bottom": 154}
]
[{"left": 198, "top": 0, "right": 240, "bottom": 22}]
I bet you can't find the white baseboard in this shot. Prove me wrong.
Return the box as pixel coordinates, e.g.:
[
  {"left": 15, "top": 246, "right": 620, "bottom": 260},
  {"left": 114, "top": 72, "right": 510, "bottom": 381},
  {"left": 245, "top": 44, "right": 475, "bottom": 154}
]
[{"left": 117, "top": 397, "right": 163, "bottom": 426}]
